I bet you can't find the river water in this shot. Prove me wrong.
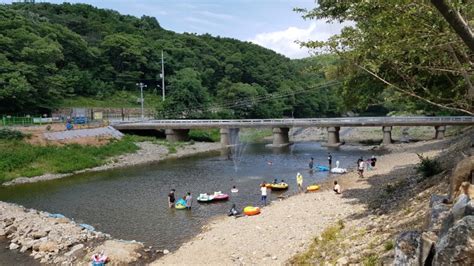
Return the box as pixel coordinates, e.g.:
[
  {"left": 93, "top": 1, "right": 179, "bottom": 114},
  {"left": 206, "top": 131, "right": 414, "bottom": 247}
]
[{"left": 0, "top": 142, "right": 376, "bottom": 256}]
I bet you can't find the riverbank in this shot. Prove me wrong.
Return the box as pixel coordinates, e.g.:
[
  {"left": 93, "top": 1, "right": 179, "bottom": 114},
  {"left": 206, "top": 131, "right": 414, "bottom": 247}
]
[
  {"left": 153, "top": 134, "right": 467, "bottom": 265},
  {"left": 0, "top": 201, "right": 157, "bottom": 264},
  {"left": 3, "top": 140, "right": 221, "bottom": 186}
]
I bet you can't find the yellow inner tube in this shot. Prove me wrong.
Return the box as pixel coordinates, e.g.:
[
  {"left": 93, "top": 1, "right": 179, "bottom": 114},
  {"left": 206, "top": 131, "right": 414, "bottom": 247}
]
[
  {"left": 307, "top": 185, "right": 320, "bottom": 191},
  {"left": 266, "top": 183, "right": 289, "bottom": 189},
  {"left": 243, "top": 206, "right": 261, "bottom": 216},
  {"left": 175, "top": 203, "right": 186, "bottom": 210}
]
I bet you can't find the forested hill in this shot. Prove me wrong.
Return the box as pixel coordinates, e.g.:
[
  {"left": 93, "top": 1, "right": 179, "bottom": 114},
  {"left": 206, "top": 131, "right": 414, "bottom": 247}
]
[{"left": 0, "top": 3, "right": 341, "bottom": 118}]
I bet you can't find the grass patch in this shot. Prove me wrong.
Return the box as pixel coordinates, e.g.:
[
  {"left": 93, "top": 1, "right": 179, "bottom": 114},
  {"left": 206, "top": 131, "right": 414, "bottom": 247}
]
[
  {"left": 189, "top": 129, "right": 220, "bottom": 142},
  {"left": 362, "top": 254, "right": 379, "bottom": 266},
  {"left": 289, "top": 220, "right": 344, "bottom": 265},
  {"left": 0, "top": 128, "right": 26, "bottom": 140},
  {"left": 124, "top": 134, "right": 187, "bottom": 154},
  {"left": 416, "top": 153, "right": 442, "bottom": 178},
  {"left": 0, "top": 136, "right": 139, "bottom": 183}
]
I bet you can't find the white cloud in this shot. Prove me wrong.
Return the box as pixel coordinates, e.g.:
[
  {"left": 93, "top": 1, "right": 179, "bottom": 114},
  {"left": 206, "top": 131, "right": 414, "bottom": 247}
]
[
  {"left": 196, "top": 10, "right": 234, "bottom": 21},
  {"left": 249, "top": 21, "right": 348, "bottom": 59}
]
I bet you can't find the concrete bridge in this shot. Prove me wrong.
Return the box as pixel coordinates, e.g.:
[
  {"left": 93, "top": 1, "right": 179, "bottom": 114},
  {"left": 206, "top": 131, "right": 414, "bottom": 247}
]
[{"left": 111, "top": 116, "right": 474, "bottom": 147}]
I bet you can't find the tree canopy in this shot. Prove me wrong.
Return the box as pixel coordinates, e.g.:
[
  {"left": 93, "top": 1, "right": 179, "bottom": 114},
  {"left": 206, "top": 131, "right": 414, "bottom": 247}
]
[
  {"left": 0, "top": 3, "right": 344, "bottom": 118},
  {"left": 299, "top": 0, "right": 473, "bottom": 115}
]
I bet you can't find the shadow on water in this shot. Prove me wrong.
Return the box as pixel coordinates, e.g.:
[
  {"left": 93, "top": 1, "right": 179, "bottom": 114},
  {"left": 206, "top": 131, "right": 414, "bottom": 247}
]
[{"left": 0, "top": 142, "right": 378, "bottom": 255}]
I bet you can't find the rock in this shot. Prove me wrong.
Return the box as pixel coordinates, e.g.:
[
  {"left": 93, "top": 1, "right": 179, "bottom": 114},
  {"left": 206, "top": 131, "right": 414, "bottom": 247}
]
[
  {"left": 9, "top": 243, "right": 19, "bottom": 250},
  {"left": 420, "top": 232, "right": 437, "bottom": 266},
  {"left": 20, "top": 245, "right": 28, "bottom": 253},
  {"left": 86, "top": 240, "right": 144, "bottom": 264},
  {"left": 39, "top": 241, "right": 59, "bottom": 252},
  {"left": 31, "top": 230, "right": 48, "bottom": 239},
  {"left": 336, "top": 256, "right": 349, "bottom": 265},
  {"left": 64, "top": 243, "right": 84, "bottom": 258},
  {"left": 5, "top": 225, "right": 17, "bottom": 235},
  {"left": 0, "top": 229, "right": 5, "bottom": 236},
  {"left": 449, "top": 156, "right": 474, "bottom": 200},
  {"left": 394, "top": 231, "right": 421, "bottom": 265},
  {"left": 427, "top": 195, "right": 451, "bottom": 234},
  {"left": 163, "top": 249, "right": 170, "bottom": 255},
  {"left": 272, "top": 256, "right": 277, "bottom": 260},
  {"left": 434, "top": 216, "right": 474, "bottom": 265}
]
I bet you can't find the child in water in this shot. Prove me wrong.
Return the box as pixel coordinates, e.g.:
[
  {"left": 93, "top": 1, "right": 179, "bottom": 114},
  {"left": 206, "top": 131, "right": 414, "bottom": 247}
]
[{"left": 231, "top": 185, "right": 239, "bottom": 193}]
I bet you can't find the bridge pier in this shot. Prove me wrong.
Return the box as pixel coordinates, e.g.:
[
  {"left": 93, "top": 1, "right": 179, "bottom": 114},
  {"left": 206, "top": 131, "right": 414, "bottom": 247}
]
[
  {"left": 220, "top": 128, "right": 240, "bottom": 147},
  {"left": 267, "top": 127, "right": 291, "bottom": 148},
  {"left": 326, "top": 127, "right": 343, "bottom": 147},
  {"left": 165, "top": 129, "right": 190, "bottom": 142},
  {"left": 434, "top": 125, "right": 446, "bottom": 139},
  {"left": 382, "top": 126, "right": 392, "bottom": 145}
]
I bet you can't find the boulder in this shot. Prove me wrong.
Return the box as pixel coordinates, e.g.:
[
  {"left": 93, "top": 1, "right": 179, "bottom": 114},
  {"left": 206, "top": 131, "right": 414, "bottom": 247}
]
[
  {"left": 394, "top": 231, "right": 421, "bottom": 266},
  {"left": 449, "top": 156, "right": 474, "bottom": 200},
  {"left": 336, "top": 256, "right": 349, "bottom": 265},
  {"left": 64, "top": 243, "right": 84, "bottom": 258},
  {"left": 9, "top": 243, "right": 19, "bottom": 250},
  {"left": 39, "top": 241, "right": 59, "bottom": 253},
  {"left": 420, "top": 232, "right": 437, "bottom": 265},
  {"left": 31, "top": 230, "right": 48, "bottom": 239},
  {"left": 427, "top": 195, "right": 451, "bottom": 233},
  {"left": 433, "top": 216, "right": 474, "bottom": 265},
  {"left": 85, "top": 240, "right": 144, "bottom": 265}
]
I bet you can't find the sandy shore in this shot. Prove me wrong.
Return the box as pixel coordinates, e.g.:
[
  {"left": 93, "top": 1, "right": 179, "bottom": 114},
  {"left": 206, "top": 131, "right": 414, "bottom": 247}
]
[
  {"left": 153, "top": 146, "right": 441, "bottom": 265},
  {"left": 3, "top": 141, "right": 221, "bottom": 186}
]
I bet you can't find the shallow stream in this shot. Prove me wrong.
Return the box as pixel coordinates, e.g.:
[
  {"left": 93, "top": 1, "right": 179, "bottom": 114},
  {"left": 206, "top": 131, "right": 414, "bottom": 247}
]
[{"left": 0, "top": 142, "right": 376, "bottom": 258}]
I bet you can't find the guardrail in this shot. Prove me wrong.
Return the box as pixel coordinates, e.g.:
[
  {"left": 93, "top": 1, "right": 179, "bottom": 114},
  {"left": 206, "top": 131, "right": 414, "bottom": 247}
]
[{"left": 111, "top": 116, "right": 474, "bottom": 129}]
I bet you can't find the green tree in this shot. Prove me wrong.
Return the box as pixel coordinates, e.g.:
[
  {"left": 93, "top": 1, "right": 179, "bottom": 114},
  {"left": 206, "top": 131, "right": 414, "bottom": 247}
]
[{"left": 299, "top": 0, "right": 473, "bottom": 115}]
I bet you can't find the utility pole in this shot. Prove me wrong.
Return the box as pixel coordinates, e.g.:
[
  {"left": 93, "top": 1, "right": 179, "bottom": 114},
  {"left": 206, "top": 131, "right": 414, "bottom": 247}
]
[
  {"left": 136, "top": 82, "right": 147, "bottom": 120},
  {"left": 161, "top": 50, "right": 165, "bottom": 101}
]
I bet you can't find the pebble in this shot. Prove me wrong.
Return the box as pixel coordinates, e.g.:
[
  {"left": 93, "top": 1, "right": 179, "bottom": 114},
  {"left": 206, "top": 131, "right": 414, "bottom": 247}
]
[{"left": 163, "top": 249, "right": 170, "bottom": 255}]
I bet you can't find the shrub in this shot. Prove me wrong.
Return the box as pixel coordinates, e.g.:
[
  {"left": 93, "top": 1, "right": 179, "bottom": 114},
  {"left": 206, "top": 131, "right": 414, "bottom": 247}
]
[
  {"left": 384, "top": 240, "right": 394, "bottom": 251},
  {"left": 189, "top": 129, "right": 219, "bottom": 142},
  {"left": 416, "top": 153, "right": 442, "bottom": 178},
  {"left": 0, "top": 128, "right": 25, "bottom": 140}
]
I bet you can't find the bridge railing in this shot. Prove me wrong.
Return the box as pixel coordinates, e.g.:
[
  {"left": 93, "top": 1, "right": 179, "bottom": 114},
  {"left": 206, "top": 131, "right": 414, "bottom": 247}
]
[{"left": 111, "top": 116, "right": 474, "bottom": 128}]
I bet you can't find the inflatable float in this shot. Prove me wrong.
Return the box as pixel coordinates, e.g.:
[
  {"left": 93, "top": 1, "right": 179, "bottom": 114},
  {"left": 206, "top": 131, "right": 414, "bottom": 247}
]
[
  {"left": 175, "top": 199, "right": 187, "bottom": 209},
  {"left": 197, "top": 193, "right": 214, "bottom": 203},
  {"left": 330, "top": 168, "right": 347, "bottom": 174},
  {"left": 243, "top": 206, "right": 261, "bottom": 216},
  {"left": 266, "top": 182, "right": 289, "bottom": 191},
  {"left": 307, "top": 185, "right": 321, "bottom": 192},
  {"left": 212, "top": 191, "right": 229, "bottom": 201},
  {"left": 316, "top": 165, "right": 329, "bottom": 171}
]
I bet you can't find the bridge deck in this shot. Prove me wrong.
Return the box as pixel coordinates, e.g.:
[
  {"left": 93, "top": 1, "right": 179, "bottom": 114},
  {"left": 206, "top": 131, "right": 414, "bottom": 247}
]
[{"left": 112, "top": 116, "right": 474, "bottom": 130}]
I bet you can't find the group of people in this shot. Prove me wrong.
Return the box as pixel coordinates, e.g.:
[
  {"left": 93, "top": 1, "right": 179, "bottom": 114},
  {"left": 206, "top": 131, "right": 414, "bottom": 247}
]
[
  {"left": 168, "top": 189, "right": 193, "bottom": 209},
  {"left": 357, "top": 156, "right": 377, "bottom": 178},
  {"left": 308, "top": 153, "right": 333, "bottom": 170}
]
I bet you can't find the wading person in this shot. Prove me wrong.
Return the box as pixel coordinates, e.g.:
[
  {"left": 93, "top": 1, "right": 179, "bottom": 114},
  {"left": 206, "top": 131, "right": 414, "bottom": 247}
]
[
  {"left": 168, "top": 189, "right": 176, "bottom": 208},
  {"left": 309, "top": 157, "right": 314, "bottom": 170},
  {"left": 260, "top": 182, "right": 268, "bottom": 206},
  {"left": 328, "top": 153, "right": 332, "bottom": 168},
  {"left": 185, "top": 192, "right": 192, "bottom": 209},
  {"left": 296, "top": 172, "right": 304, "bottom": 193}
]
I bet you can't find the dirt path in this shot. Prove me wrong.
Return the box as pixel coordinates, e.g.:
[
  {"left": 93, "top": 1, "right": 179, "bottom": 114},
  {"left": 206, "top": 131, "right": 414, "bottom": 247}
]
[{"left": 153, "top": 147, "right": 441, "bottom": 265}]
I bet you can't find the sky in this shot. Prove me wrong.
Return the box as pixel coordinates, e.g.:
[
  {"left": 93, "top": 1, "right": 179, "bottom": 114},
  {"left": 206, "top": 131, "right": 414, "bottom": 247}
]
[{"left": 3, "top": 0, "right": 348, "bottom": 58}]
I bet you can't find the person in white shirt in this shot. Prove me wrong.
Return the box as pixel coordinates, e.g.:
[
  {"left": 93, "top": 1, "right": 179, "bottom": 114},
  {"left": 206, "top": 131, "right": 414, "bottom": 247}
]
[
  {"left": 260, "top": 182, "right": 268, "bottom": 206},
  {"left": 333, "top": 181, "right": 341, "bottom": 194},
  {"left": 358, "top": 159, "right": 365, "bottom": 178}
]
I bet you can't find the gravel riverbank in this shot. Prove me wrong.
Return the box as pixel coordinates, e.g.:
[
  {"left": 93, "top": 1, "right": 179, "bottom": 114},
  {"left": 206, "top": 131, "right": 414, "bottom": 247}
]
[{"left": 3, "top": 141, "right": 221, "bottom": 186}]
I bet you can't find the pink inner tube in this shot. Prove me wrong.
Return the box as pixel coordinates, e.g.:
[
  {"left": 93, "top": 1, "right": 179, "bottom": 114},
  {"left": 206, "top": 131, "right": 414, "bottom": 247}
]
[{"left": 213, "top": 194, "right": 229, "bottom": 201}]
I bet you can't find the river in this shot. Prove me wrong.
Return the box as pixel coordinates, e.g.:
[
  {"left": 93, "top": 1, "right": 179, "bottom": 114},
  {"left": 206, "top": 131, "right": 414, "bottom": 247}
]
[{"left": 0, "top": 142, "right": 376, "bottom": 261}]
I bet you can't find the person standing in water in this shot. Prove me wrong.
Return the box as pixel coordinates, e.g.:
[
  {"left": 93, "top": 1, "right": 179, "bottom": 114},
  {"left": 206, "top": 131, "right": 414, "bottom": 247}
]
[
  {"left": 328, "top": 153, "right": 333, "bottom": 168},
  {"left": 260, "top": 182, "right": 268, "bottom": 206},
  {"left": 185, "top": 192, "right": 192, "bottom": 209},
  {"left": 296, "top": 172, "right": 304, "bottom": 193},
  {"left": 168, "top": 189, "right": 176, "bottom": 208},
  {"left": 309, "top": 157, "right": 314, "bottom": 170}
]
